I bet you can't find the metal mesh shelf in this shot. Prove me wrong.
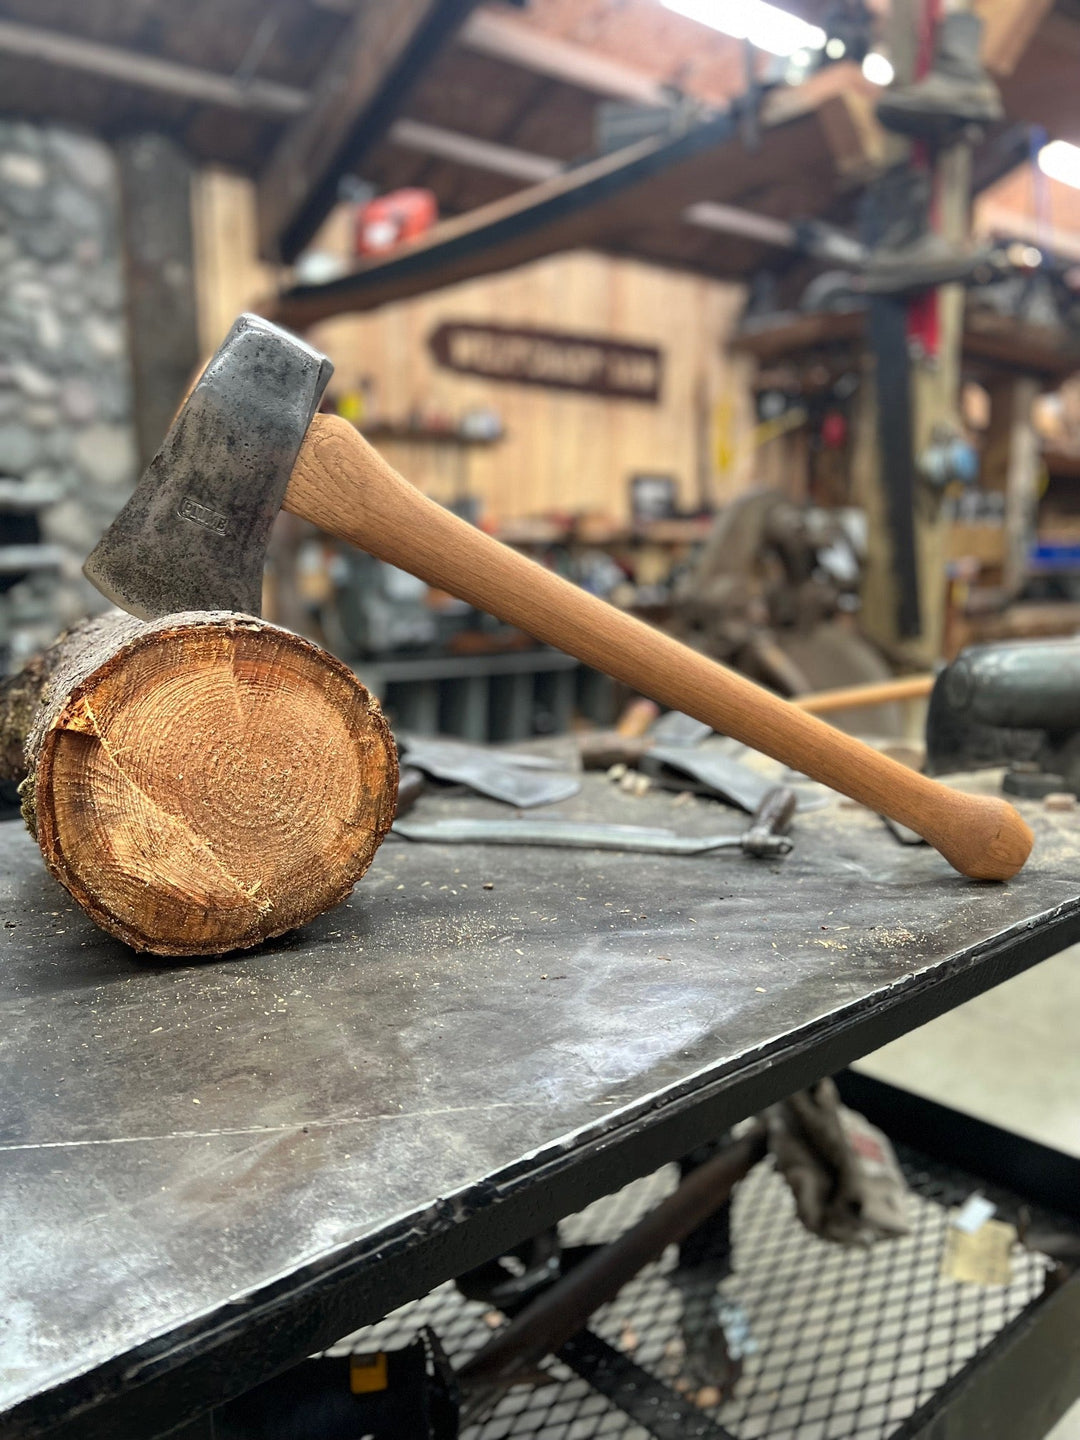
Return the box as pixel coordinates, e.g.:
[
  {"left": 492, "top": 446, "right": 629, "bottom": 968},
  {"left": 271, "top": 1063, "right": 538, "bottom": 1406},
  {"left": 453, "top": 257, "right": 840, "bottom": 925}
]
[{"left": 328, "top": 1155, "right": 1051, "bottom": 1440}]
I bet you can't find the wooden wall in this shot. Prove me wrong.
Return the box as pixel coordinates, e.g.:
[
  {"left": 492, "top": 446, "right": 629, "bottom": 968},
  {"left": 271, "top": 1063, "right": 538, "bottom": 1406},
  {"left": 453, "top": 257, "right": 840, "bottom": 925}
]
[
  {"left": 192, "top": 168, "right": 756, "bottom": 523},
  {"left": 191, "top": 167, "right": 279, "bottom": 356}
]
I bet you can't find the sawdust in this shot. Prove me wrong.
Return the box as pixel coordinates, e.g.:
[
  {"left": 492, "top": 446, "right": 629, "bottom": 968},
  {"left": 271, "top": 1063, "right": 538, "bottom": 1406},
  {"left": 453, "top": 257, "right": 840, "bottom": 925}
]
[{"left": 872, "top": 926, "right": 918, "bottom": 946}]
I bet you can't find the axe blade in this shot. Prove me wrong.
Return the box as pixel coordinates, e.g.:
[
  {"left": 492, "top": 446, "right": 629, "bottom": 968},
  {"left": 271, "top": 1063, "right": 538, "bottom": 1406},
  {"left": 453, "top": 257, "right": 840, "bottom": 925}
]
[{"left": 84, "top": 313, "right": 333, "bottom": 620}]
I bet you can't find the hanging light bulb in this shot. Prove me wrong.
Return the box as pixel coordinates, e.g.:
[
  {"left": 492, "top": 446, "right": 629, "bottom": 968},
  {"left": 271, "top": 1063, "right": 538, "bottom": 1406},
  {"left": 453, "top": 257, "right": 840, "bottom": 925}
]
[
  {"left": 861, "top": 50, "right": 895, "bottom": 85},
  {"left": 661, "top": 0, "right": 826, "bottom": 58},
  {"left": 1039, "top": 140, "right": 1080, "bottom": 191}
]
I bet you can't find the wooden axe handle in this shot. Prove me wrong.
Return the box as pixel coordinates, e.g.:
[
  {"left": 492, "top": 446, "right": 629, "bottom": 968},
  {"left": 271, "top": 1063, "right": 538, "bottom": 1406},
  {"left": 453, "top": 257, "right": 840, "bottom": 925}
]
[
  {"left": 285, "top": 416, "right": 1033, "bottom": 881},
  {"left": 794, "top": 675, "right": 935, "bottom": 714}
]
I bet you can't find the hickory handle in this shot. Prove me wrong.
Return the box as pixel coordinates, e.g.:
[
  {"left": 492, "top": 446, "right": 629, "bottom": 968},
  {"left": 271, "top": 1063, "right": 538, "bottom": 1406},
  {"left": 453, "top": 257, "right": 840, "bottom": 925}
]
[{"left": 286, "top": 416, "right": 1033, "bottom": 882}]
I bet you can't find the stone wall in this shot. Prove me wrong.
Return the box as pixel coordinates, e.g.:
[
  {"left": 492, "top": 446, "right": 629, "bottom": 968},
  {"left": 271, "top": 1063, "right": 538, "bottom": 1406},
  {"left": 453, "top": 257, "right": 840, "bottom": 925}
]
[{"left": 0, "top": 118, "right": 136, "bottom": 671}]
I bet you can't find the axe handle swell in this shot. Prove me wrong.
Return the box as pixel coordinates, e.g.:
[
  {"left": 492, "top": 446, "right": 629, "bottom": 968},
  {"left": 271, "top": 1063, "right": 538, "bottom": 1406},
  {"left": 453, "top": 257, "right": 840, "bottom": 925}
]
[{"left": 285, "top": 415, "right": 1033, "bottom": 882}]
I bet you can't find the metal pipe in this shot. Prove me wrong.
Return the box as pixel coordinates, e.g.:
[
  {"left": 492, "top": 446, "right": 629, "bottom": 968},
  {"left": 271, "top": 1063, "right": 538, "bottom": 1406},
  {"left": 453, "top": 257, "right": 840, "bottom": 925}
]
[{"left": 458, "top": 1125, "right": 767, "bottom": 1407}]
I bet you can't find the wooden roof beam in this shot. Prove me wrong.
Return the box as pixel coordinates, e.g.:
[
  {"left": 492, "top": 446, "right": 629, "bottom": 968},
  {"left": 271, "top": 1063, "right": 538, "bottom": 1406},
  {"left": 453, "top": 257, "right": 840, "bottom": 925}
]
[
  {"left": 268, "top": 114, "right": 734, "bottom": 327},
  {"left": 388, "top": 118, "right": 563, "bottom": 183},
  {"left": 458, "top": 9, "right": 670, "bottom": 106},
  {"left": 385, "top": 118, "right": 800, "bottom": 247},
  {"left": 256, "top": 0, "right": 483, "bottom": 265},
  {"left": 0, "top": 17, "right": 309, "bottom": 117},
  {"left": 683, "top": 202, "right": 796, "bottom": 248},
  {"left": 268, "top": 67, "right": 871, "bottom": 329},
  {"left": 996, "top": 12, "right": 1080, "bottom": 149},
  {"left": 974, "top": 0, "right": 1055, "bottom": 76}
]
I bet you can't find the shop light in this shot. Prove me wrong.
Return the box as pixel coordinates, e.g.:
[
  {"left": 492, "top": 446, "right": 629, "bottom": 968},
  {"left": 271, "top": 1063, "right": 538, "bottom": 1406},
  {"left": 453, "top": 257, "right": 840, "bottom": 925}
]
[
  {"left": 861, "top": 50, "right": 895, "bottom": 85},
  {"left": 1039, "top": 139, "right": 1080, "bottom": 191},
  {"left": 661, "top": 0, "right": 826, "bottom": 57}
]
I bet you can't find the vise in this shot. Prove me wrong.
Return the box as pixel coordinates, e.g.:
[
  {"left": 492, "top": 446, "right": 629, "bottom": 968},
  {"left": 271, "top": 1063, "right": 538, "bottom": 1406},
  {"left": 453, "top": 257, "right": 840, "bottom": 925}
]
[{"left": 925, "top": 638, "right": 1080, "bottom": 797}]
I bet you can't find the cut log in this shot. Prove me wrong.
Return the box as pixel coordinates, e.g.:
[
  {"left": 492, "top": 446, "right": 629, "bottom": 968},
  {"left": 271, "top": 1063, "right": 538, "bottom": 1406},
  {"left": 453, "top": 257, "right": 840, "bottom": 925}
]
[{"left": 0, "top": 610, "right": 397, "bottom": 956}]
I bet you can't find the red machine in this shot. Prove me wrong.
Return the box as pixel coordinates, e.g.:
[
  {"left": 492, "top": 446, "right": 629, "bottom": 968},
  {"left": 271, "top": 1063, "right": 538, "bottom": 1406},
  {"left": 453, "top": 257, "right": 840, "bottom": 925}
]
[{"left": 354, "top": 188, "right": 438, "bottom": 256}]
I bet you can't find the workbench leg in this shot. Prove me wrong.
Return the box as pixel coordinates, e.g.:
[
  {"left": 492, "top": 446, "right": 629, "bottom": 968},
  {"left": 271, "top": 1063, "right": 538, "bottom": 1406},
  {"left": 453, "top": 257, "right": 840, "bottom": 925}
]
[
  {"left": 677, "top": 1139, "right": 735, "bottom": 1278},
  {"left": 490, "top": 672, "right": 534, "bottom": 742},
  {"left": 534, "top": 667, "right": 576, "bottom": 735},
  {"left": 671, "top": 1137, "right": 742, "bottom": 1398},
  {"left": 577, "top": 667, "right": 616, "bottom": 727},
  {"left": 442, "top": 674, "right": 489, "bottom": 742},
  {"left": 387, "top": 679, "right": 439, "bottom": 735}
]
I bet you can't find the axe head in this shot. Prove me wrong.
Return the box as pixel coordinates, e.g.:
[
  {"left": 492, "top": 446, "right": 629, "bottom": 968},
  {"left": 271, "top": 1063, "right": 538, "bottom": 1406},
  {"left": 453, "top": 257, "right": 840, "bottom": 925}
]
[{"left": 84, "top": 313, "right": 333, "bottom": 619}]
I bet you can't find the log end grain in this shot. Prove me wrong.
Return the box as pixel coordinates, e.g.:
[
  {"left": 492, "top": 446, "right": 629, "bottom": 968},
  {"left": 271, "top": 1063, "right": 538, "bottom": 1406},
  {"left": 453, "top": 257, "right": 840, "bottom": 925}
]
[{"left": 31, "top": 615, "right": 397, "bottom": 956}]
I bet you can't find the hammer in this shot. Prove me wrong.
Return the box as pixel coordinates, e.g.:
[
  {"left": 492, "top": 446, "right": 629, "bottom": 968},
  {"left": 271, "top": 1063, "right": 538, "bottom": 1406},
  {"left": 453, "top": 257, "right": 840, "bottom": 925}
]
[{"left": 85, "top": 315, "right": 1032, "bottom": 882}]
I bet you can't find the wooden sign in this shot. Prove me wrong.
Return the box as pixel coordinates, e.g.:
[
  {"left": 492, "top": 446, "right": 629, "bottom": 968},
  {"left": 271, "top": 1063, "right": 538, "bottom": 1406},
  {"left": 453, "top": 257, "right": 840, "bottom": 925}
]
[{"left": 429, "top": 322, "right": 662, "bottom": 402}]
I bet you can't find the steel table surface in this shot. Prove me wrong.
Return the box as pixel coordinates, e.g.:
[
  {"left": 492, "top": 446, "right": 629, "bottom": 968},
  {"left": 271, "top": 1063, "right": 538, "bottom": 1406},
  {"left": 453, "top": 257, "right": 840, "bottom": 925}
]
[{"left": 3, "top": 768, "right": 1080, "bottom": 1439}]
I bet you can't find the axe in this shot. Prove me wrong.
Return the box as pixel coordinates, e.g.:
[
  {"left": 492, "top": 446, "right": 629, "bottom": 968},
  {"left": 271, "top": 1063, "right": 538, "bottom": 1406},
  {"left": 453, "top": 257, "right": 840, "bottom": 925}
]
[{"left": 85, "top": 314, "right": 1032, "bottom": 882}]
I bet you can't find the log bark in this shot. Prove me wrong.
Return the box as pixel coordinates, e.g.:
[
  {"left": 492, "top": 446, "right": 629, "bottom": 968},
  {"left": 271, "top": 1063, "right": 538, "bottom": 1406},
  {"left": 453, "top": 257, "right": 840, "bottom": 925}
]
[{"left": 0, "top": 611, "right": 397, "bottom": 956}]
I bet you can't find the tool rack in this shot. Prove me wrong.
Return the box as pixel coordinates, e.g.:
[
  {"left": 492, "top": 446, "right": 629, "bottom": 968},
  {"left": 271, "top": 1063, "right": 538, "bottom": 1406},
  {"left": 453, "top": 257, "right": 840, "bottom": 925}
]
[{"left": 4, "top": 767, "right": 1080, "bottom": 1440}]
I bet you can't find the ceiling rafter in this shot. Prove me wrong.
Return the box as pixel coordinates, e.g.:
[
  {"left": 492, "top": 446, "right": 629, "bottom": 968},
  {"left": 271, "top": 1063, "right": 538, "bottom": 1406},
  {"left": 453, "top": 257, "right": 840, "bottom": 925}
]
[
  {"left": 256, "top": 0, "right": 485, "bottom": 263},
  {"left": 0, "top": 16, "right": 309, "bottom": 116}
]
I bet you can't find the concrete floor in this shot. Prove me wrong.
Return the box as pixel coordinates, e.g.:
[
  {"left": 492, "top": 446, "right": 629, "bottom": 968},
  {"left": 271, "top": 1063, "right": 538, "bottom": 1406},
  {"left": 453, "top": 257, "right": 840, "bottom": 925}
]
[{"left": 857, "top": 943, "right": 1080, "bottom": 1439}]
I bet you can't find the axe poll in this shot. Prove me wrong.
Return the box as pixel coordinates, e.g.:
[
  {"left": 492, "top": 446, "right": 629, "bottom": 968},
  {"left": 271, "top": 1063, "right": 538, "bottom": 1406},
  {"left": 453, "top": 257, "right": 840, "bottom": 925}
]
[{"left": 85, "top": 314, "right": 1033, "bottom": 883}]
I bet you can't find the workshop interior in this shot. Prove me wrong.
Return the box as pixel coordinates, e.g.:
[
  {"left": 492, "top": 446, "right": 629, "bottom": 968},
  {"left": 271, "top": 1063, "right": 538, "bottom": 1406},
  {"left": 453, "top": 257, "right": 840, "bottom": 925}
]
[{"left": 6, "top": 0, "right": 1080, "bottom": 1437}]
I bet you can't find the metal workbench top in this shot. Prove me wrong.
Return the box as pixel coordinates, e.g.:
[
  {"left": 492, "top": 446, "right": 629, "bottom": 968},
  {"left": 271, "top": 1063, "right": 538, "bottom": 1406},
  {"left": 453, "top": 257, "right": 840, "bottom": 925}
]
[{"left": 3, "top": 767, "right": 1080, "bottom": 1439}]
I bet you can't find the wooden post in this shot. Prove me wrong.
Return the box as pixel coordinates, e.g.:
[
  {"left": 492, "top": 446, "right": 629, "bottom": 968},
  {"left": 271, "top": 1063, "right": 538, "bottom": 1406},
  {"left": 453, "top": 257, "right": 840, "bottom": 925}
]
[
  {"left": 858, "top": 0, "right": 977, "bottom": 667},
  {"left": 116, "top": 133, "right": 202, "bottom": 469},
  {"left": 1002, "top": 375, "right": 1042, "bottom": 595},
  {"left": 851, "top": 362, "right": 895, "bottom": 646},
  {"left": 857, "top": 0, "right": 919, "bottom": 656},
  {"left": 891, "top": 0, "right": 922, "bottom": 89},
  {"left": 908, "top": 136, "right": 972, "bottom": 665}
]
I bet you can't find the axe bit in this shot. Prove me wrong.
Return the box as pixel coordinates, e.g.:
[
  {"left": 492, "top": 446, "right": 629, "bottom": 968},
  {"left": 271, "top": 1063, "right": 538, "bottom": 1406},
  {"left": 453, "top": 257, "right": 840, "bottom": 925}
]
[{"left": 84, "top": 313, "right": 1034, "bottom": 883}]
